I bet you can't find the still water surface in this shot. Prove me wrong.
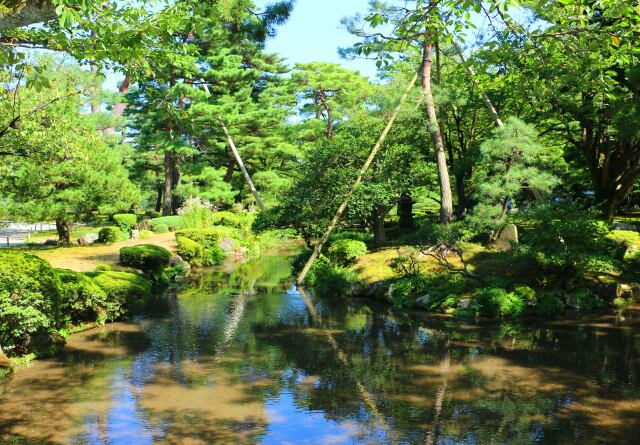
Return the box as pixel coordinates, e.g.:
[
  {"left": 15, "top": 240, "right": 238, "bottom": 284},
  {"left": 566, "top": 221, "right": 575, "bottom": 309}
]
[{"left": 1, "top": 255, "right": 639, "bottom": 444}]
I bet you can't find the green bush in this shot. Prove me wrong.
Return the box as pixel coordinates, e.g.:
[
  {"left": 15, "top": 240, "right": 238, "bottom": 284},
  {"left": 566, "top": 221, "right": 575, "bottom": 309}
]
[
  {"left": 531, "top": 292, "right": 565, "bottom": 316},
  {"left": 149, "top": 216, "right": 185, "bottom": 231},
  {"left": 313, "top": 263, "right": 360, "bottom": 298},
  {"left": 177, "top": 236, "right": 204, "bottom": 267},
  {"left": 119, "top": 244, "right": 171, "bottom": 273},
  {"left": 328, "top": 239, "right": 368, "bottom": 266},
  {"left": 476, "top": 287, "right": 527, "bottom": 318},
  {"left": 328, "top": 230, "right": 373, "bottom": 245},
  {"left": 113, "top": 214, "right": 137, "bottom": 232},
  {"left": 152, "top": 223, "right": 169, "bottom": 233},
  {"left": 90, "top": 271, "right": 151, "bottom": 316},
  {"left": 98, "top": 226, "right": 120, "bottom": 244},
  {"left": 0, "top": 252, "right": 61, "bottom": 354},
  {"left": 175, "top": 228, "right": 221, "bottom": 250},
  {"left": 139, "top": 230, "right": 153, "bottom": 239},
  {"left": 95, "top": 264, "right": 111, "bottom": 272},
  {"left": 390, "top": 275, "right": 428, "bottom": 307},
  {"left": 55, "top": 269, "right": 110, "bottom": 324},
  {"left": 213, "top": 211, "right": 254, "bottom": 230}
]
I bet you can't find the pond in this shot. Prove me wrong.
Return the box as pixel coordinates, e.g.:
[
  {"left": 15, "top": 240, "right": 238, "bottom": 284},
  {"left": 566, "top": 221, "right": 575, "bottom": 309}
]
[{"left": 1, "top": 254, "right": 639, "bottom": 444}]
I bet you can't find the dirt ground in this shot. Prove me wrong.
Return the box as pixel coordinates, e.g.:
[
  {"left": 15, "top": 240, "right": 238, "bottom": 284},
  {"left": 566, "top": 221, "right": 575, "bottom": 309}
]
[{"left": 32, "top": 232, "right": 178, "bottom": 272}]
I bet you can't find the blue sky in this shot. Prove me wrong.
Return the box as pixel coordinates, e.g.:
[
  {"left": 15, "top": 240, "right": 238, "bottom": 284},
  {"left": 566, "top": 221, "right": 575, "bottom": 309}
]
[
  {"left": 259, "top": 0, "right": 377, "bottom": 77},
  {"left": 104, "top": 0, "right": 376, "bottom": 90}
]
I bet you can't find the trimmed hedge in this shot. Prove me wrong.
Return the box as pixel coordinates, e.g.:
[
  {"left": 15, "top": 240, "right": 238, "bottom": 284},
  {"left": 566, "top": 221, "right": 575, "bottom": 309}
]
[
  {"left": 175, "top": 229, "right": 225, "bottom": 267},
  {"left": 150, "top": 216, "right": 185, "bottom": 231},
  {"left": 328, "top": 239, "right": 368, "bottom": 266},
  {"left": 90, "top": 271, "right": 152, "bottom": 316},
  {"left": 0, "top": 252, "right": 61, "bottom": 354},
  {"left": 120, "top": 244, "right": 171, "bottom": 273},
  {"left": 212, "top": 211, "right": 254, "bottom": 230},
  {"left": 177, "top": 236, "right": 204, "bottom": 267},
  {"left": 113, "top": 214, "right": 137, "bottom": 232},
  {"left": 98, "top": 226, "right": 120, "bottom": 244},
  {"left": 56, "top": 269, "right": 110, "bottom": 324}
]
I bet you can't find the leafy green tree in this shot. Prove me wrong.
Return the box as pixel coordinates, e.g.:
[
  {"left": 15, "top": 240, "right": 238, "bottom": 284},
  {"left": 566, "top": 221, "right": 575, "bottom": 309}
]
[
  {"left": 0, "top": 65, "right": 139, "bottom": 244},
  {"left": 468, "top": 118, "right": 561, "bottom": 232},
  {"left": 287, "top": 62, "right": 373, "bottom": 141}
]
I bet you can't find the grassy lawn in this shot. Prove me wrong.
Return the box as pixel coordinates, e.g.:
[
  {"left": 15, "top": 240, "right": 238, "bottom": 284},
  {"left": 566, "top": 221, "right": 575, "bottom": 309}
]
[{"left": 22, "top": 232, "right": 177, "bottom": 272}]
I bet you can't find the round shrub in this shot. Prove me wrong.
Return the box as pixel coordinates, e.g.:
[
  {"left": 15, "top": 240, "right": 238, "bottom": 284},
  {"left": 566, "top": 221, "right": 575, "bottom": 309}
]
[
  {"left": 0, "top": 252, "right": 61, "bottom": 354},
  {"left": 177, "top": 236, "right": 204, "bottom": 267},
  {"left": 119, "top": 244, "right": 171, "bottom": 273},
  {"left": 90, "top": 271, "right": 151, "bottom": 317},
  {"left": 113, "top": 214, "right": 137, "bottom": 232},
  {"left": 95, "top": 264, "right": 112, "bottom": 272},
  {"left": 152, "top": 223, "right": 169, "bottom": 234},
  {"left": 328, "top": 239, "right": 368, "bottom": 266},
  {"left": 98, "top": 226, "right": 120, "bottom": 245},
  {"left": 139, "top": 230, "right": 153, "bottom": 239},
  {"left": 55, "top": 269, "right": 109, "bottom": 324}
]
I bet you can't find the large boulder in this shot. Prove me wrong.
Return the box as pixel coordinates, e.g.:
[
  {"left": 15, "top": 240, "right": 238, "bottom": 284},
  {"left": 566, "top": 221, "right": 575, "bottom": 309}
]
[
  {"left": 495, "top": 224, "right": 519, "bottom": 252},
  {"left": 78, "top": 233, "right": 99, "bottom": 246}
]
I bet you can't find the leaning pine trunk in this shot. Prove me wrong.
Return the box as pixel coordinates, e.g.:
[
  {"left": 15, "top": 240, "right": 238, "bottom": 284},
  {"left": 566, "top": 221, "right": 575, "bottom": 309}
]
[
  {"left": 421, "top": 34, "right": 453, "bottom": 224},
  {"left": 162, "top": 150, "right": 173, "bottom": 216},
  {"left": 55, "top": 218, "right": 71, "bottom": 245}
]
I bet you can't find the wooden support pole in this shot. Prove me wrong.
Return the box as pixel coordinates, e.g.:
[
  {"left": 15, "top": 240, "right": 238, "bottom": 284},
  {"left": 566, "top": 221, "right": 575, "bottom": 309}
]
[
  {"left": 199, "top": 80, "right": 266, "bottom": 212},
  {"left": 296, "top": 74, "right": 419, "bottom": 285},
  {"left": 219, "top": 120, "right": 266, "bottom": 212}
]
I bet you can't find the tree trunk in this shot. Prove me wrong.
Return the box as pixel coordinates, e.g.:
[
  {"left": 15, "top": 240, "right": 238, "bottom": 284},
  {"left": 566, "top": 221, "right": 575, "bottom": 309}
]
[
  {"left": 162, "top": 150, "right": 173, "bottom": 216},
  {"left": 55, "top": 218, "right": 71, "bottom": 245},
  {"left": 155, "top": 180, "right": 163, "bottom": 213},
  {"left": 224, "top": 155, "right": 235, "bottom": 182},
  {"left": 421, "top": 35, "right": 453, "bottom": 224},
  {"left": 398, "top": 193, "right": 414, "bottom": 229},
  {"left": 171, "top": 154, "right": 182, "bottom": 214},
  {"left": 371, "top": 205, "right": 388, "bottom": 247}
]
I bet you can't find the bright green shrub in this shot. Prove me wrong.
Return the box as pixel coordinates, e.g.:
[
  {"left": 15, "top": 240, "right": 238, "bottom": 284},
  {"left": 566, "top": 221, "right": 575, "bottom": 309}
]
[
  {"left": 55, "top": 269, "right": 110, "bottom": 324},
  {"left": 149, "top": 216, "right": 185, "bottom": 231},
  {"left": 177, "top": 236, "right": 204, "bottom": 267},
  {"left": 113, "top": 214, "right": 137, "bottom": 232},
  {"left": 90, "top": 271, "right": 151, "bottom": 316},
  {"left": 139, "top": 230, "right": 153, "bottom": 239},
  {"left": 312, "top": 263, "right": 359, "bottom": 298},
  {"left": 328, "top": 239, "right": 368, "bottom": 266},
  {"left": 0, "top": 252, "right": 61, "bottom": 354},
  {"left": 95, "top": 264, "right": 111, "bottom": 272},
  {"left": 98, "top": 226, "right": 120, "bottom": 244},
  {"left": 292, "top": 250, "right": 330, "bottom": 285},
  {"left": 476, "top": 287, "right": 526, "bottom": 318},
  {"left": 213, "top": 211, "right": 254, "bottom": 230},
  {"left": 328, "top": 230, "right": 373, "bottom": 245},
  {"left": 119, "top": 244, "right": 171, "bottom": 273},
  {"left": 175, "top": 229, "right": 221, "bottom": 250},
  {"left": 152, "top": 223, "right": 169, "bottom": 233}
]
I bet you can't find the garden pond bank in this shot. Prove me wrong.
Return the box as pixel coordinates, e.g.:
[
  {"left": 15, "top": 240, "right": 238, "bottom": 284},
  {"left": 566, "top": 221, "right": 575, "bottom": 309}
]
[{"left": 1, "top": 254, "right": 639, "bottom": 444}]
